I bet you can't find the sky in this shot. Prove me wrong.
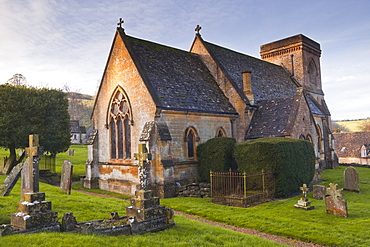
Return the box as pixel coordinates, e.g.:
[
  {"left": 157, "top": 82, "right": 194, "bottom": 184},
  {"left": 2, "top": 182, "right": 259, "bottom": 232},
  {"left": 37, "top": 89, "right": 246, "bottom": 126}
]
[{"left": 0, "top": 0, "right": 369, "bottom": 121}]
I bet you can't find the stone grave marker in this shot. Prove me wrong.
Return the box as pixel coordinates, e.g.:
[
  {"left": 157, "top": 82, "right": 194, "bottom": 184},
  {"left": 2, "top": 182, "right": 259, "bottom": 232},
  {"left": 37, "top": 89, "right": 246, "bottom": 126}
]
[
  {"left": 313, "top": 185, "right": 326, "bottom": 200},
  {"left": 10, "top": 134, "right": 60, "bottom": 230},
  {"left": 60, "top": 160, "right": 73, "bottom": 195},
  {"left": 325, "top": 183, "right": 348, "bottom": 217},
  {"left": 67, "top": 149, "right": 74, "bottom": 156},
  {"left": 294, "top": 184, "right": 314, "bottom": 210},
  {"left": 344, "top": 166, "right": 360, "bottom": 192},
  {"left": 0, "top": 163, "right": 24, "bottom": 196}
]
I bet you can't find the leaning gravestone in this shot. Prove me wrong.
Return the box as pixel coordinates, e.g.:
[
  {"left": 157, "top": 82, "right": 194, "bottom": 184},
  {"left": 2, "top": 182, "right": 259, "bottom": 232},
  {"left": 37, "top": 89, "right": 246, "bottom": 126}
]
[
  {"left": 0, "top": 163, "right": 24, "bottom": 196},
  {"left": 344, "top": 166, "right": 360, "bottom": 192},
  {"left": 313, "top": 185, "right": 326, "bottom": 200},
  {"left": 60, "top": 160, "right": 73, "bottom": 195},
  {"left": 325, "top": 183, "right": 348, "bottom": 217}
]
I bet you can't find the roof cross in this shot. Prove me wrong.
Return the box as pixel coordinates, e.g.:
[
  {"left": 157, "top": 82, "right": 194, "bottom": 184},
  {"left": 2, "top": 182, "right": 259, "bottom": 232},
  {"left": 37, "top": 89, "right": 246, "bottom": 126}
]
[
  {"left": 195, "top": 25, "right": 201, "bottom": 34},
  {"left": 117, "top": 18, "right": 124, "bottom": 28}
]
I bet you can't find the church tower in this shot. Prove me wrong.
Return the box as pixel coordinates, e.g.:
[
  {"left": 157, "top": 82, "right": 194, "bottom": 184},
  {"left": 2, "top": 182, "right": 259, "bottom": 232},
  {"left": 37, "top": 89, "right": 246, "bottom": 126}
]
[{"left": 260, "top": 34, "right": 323, "bottom": 101}]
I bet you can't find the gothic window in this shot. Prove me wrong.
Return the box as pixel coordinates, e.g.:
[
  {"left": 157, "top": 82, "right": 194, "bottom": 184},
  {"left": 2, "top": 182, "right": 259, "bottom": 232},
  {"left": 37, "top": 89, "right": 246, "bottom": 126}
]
[
  {"left": 308, "top": 60, "right": 317, "bottom": 85},
  {"left": 185, "top": 127, "right": 199, "bottom": 159},
  {"left": 306, "top": 134, "right": 313, "bottom": 144},
  {"left": 216, "top": 127, "right": 226, "bottom": 137},
  {"left": 109, "top": 89, "right": 132, "bottom": 160},
  {"left": 299, "top": 134, "right": 305, "bottom": 140}
]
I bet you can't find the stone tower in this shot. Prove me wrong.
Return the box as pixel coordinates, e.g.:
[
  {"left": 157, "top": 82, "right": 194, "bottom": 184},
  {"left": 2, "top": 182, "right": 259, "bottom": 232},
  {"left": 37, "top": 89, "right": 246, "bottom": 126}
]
[{"left": 260, "top": 34, "right": 323, "bottom": 102}]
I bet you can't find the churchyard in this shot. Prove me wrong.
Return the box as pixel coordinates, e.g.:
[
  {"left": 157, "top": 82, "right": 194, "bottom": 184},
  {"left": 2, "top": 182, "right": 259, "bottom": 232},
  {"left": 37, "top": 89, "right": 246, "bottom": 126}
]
[{"left": 1, "top": 146, "right": 370, "bottom": 246}]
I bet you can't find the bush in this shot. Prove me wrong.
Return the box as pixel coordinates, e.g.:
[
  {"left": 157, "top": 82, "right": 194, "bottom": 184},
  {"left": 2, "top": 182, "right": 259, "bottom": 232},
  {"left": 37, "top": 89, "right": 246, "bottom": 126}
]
[
  {"left": 197, "top": 137, "right": 236, "bottom": 182},
  {"left": 234, "top": 137, "right": 315, "bottom": 198}
]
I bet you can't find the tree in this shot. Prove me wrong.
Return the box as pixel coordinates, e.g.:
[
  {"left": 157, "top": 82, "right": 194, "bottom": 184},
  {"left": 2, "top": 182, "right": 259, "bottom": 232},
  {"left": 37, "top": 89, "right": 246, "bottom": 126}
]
[
  {"left": 359, "top": 119, "right": 370, "bottom": 132},
  {"left": 7, "top": 73, "right": 27, "bottom": 86},
  {"left": 0, "top": 84, "right": 71, "bottom": 174}
]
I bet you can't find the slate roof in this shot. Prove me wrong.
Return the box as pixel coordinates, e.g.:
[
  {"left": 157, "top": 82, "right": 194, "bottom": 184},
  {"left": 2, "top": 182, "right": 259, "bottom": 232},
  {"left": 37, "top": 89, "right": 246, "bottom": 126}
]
[
  {"left": 334, "top": 132, "right": 370, "bottom": 157},
  {"left": 245, "top": 96, "right": 295, "bottom": 139},
  {"left": 202, "top": 41, "right": 297, "bottom": 103},
  {"left": 120, "top": 29, "right": 237, "bottom": 115}
]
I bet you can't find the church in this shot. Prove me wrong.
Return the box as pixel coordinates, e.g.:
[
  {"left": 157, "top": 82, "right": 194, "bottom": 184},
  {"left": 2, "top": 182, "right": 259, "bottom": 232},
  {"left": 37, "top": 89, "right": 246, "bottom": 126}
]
[{"left": 84, "top": 22, "right": 335, "bottom": 197}]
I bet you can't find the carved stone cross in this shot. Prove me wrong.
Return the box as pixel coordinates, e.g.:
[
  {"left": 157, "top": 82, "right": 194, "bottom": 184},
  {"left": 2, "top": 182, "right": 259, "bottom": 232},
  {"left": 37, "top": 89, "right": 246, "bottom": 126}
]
[
  {"left": 23, "top": 134, "right": 43, "bottom": 195},
  {"left": 134, "top": 144, "right": 150, "bottom": 190},
  {"left": 326, "top": 183, "right": 343, "bottom": 198},
  {"left": 117, "top": 18, "right": 124, "bottom": 28}
]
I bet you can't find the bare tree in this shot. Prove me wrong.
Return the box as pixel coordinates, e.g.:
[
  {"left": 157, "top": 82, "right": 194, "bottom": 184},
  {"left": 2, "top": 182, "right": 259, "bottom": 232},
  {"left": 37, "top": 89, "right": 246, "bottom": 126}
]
[
  {"left": 7, "top": 74, "right": 27, "bottom": 86},
  {"left": 359, "top": 119, "right": 370, "bottom": 132}
]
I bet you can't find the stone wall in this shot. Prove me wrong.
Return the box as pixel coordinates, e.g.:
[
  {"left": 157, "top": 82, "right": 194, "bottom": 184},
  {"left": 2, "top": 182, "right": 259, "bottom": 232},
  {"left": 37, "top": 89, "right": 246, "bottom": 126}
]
[{"left": 176, "top": 183, "right": 211, "bottom": 198}]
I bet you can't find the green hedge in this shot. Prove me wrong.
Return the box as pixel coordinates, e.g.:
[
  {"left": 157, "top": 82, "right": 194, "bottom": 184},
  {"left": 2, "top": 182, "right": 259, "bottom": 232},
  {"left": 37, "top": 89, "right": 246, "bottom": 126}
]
[
  {"left": 196, "top": 137, "right": 236, "bottom": 182},
  {"left": 234, "top": 137, "right": 315, "bottom": 198}
]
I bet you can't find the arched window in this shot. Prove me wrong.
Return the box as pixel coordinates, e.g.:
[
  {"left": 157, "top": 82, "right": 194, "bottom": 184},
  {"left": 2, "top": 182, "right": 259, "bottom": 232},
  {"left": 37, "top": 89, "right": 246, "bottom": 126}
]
[
  {"left": 109, "top": 88, "right": 132, "bottom": 160},
  {"left": 308, "top": 60, "right": 317, "bottom": 85},
  {"left": 185, "top": 127, "right": 199, "bottom": 159},
  {"left": 216, "top": 127, "right": 226, "bottom": 137},
  {"left": 299, "top": 134, "right": 305, "bottom": 140},
  {"left": 306, "top": 134, "right": 313, "bottom": 144}
]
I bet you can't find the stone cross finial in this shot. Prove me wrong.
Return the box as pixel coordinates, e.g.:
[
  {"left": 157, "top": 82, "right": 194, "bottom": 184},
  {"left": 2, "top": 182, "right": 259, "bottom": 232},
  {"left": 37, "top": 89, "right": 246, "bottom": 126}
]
[
  {"left": 117, "top": 18, "right": 124, "bottom": 28},
  {"left": 300, "top": 184, "right": 309, "bottom": 199},
  {"left": 195, "top": 25, "right": 201, "bottom": 34},
  {"left": 23, "top": 134, "right": 43, "bottom": 194}
]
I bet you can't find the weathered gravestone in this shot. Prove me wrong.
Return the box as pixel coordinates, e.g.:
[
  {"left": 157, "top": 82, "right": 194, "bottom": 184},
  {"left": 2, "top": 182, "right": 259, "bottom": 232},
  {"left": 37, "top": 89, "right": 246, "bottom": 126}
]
[
  {"left": 10, "top": 135, "right": 60, "bottom": 230},
  {"left": 60, "top": 160, "right": 73, "bottom": 195},
  {"left": 325, "top": 183, "right": 348, "bottom": 217},
  {"left": 344, "top": 166, "right": 360, "bottom": 192},
  {"left": 294, "top": 184, "right": 314, "bottom": 210},
  {"left": 67, "top": 149, "right": 74, "bottom": 156},
  {"left": 313, "top": 185, "right": 326, "bottom": 200},
  {"left": 0, "top": 163, "right": 24, "bottom": 196}
]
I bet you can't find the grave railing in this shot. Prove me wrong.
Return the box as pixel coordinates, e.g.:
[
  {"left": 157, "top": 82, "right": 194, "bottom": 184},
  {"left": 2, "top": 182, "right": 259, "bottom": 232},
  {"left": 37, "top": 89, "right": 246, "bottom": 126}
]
[{"left": 210, "top": 169, "right": 275, "bottom": 207}]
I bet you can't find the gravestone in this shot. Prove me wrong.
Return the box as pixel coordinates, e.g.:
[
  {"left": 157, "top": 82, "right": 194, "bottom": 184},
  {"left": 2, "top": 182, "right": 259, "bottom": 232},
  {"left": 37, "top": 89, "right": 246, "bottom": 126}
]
[
  {"left": 0, "top": 163, "right": 24, "bottom": 196},
  {"left": 344, "top": 166, "right": 360, "bottom": 192},
  {"left": 313, "top": 185, "right": 326, "bottom": 200},
  {"left": 67, "top": 149, "right": 74, "bottom": 156},
  {"left": 325, "top": 183, "right": 348, "bottom": 217},
  {"left": 294, "top": 184, "right": 314, "bottom": 210},
  {"left": 60, "top": 160, "right": 73, "bottom": 195},
  {"left": 10, "top": 135, "right": 60, "bottom": 230}
]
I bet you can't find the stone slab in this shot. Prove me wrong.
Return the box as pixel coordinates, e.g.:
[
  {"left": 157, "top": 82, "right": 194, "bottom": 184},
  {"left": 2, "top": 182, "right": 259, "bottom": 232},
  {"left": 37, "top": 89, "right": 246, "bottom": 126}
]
[
  {"left": 60, "top": 160, "right": 73, "bottom": 195},
  {"left": 344, "top": 166, "right": 360, "bottom": 192},
  {"left": 11, "top": 211, "right": 59, "bottom": 230},
  {"left": 0, "top": 163, "right": 23, "bottom": 196},
  {"left": 313, "top": 185, "right": 326, "bottom": 200}
]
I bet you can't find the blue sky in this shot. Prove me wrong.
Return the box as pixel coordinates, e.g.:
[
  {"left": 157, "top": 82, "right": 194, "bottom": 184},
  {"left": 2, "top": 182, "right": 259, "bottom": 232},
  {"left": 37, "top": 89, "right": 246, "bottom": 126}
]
[{"left": 1, "top": 0, "right": 369, "bottom": 120}]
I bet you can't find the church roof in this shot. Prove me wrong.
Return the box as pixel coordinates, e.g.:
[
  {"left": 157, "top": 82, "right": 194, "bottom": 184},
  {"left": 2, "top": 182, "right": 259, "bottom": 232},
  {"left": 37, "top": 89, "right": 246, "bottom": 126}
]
[
  {"left": 245, "top": 96, "right": 295, "bottom": 139},
  {"left": 201, "top": 41, "right": 298, "bottom": 103},
  {"left": 334, "top": 132, "right": 370, "bottom": 157},
  {"left": 119, "top": 29, "right": 237, "bottom": 115}
]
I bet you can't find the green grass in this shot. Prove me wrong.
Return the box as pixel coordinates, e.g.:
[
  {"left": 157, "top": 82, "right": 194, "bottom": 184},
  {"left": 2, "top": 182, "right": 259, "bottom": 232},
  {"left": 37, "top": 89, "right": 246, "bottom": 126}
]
[
  {"left": 335, "top": 119, "right": 367, "bottom": 132},
  {"left": 161, "top": 166, "right": 370, "bottom": 247},
  {"left": 55, "top": 145, "right": 87, "bottom": 180},
  {"left": 0, "top": 177, "right": 284, "bottom": 247}
]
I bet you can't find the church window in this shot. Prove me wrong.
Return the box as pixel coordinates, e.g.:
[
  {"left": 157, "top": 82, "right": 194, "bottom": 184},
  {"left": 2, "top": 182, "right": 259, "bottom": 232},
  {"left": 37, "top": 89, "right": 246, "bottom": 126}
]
[
  {"left": 185, "top": 127, "right": 199, "bottom": 159},
  {"left": 299, "top": 134, "right": 305, "bottom": 140},
  {"left": 306, "top": 134, "right": 313, "bottom": 144},
  {"left": 216, "top": 127, "right": 226, "bottom": 137},
  {"left": 308, "top": 60, "right": 317, "bottom": 85},
  {"left": 109, "top": 88, "right": 132, "bottom": 160}
]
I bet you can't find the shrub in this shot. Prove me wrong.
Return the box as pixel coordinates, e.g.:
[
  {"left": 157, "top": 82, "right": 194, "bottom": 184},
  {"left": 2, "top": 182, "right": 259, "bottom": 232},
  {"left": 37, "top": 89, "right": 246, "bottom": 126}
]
[
  {"left": 234, "top": 137, "right": 315, "bottom": 198},
  {"left": 197, "top": 137, "right": 236, "bottom": 182}
]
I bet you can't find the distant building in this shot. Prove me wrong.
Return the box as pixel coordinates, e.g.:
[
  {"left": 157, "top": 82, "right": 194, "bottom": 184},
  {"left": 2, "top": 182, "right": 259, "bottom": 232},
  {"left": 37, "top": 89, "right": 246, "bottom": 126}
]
[
  {"left": 334, "top": 132, "right": 370, "bottom": 165},
  {"left": 70, "top": 120, "right": 87, "bottom": 144},
  {"left": 85, "top": 24, "right": 335, "bottom": 197}
]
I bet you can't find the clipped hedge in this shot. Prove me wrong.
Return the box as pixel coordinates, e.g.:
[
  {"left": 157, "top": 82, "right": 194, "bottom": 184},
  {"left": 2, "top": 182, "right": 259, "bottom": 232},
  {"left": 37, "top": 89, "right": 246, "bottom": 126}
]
[
  {"left": 234, "top": 137, "right": 315, "bottom": 198},
  {"left": 196, "top": 137, "right": 236, "bottom": 182}
]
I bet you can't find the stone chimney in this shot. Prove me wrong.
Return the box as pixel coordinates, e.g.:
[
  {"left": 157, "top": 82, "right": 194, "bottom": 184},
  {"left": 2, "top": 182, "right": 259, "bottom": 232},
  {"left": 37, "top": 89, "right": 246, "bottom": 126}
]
[{"left": 242, "top": 70, "right": 254, "bottom": 105}]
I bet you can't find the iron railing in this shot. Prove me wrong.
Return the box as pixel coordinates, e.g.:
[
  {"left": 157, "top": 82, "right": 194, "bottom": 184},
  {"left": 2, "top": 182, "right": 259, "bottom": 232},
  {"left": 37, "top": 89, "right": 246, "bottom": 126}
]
[{"left": 210, "top": 170, "right": 275, "bottom": 207}]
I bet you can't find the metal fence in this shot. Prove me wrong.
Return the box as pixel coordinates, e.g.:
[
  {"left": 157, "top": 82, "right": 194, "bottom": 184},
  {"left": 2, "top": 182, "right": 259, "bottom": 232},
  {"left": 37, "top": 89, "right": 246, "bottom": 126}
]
[
  {"left": 210, "top": 170, "right": 275, "bottom": 207},
  {"left": 39, "top": 155, "right": 56, "bottom": 172}
]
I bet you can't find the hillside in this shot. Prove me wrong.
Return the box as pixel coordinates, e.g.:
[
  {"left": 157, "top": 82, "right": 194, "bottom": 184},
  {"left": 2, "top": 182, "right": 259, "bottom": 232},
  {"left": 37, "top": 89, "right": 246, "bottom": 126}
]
[
  {"left": 333, "top": 118, "right": 370, "bottom": 132},
  {"left": 66, "top": 92, "right": 94, "bottom": 127}
]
